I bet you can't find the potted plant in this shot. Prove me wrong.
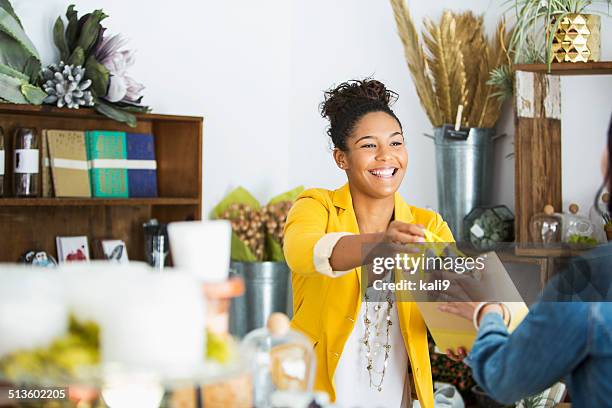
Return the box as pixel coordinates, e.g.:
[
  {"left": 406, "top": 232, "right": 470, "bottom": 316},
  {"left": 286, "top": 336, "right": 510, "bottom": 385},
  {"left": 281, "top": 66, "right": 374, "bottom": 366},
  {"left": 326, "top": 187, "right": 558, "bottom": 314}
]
[
  {"left": 212, "top": 186, "right": 303, "bottom": 337},
  {"left": 506, "top": 0, "right": 611, "bottom": 69},
  {"left": 389, "top": 1, "right": 512, "bottom": 238}
]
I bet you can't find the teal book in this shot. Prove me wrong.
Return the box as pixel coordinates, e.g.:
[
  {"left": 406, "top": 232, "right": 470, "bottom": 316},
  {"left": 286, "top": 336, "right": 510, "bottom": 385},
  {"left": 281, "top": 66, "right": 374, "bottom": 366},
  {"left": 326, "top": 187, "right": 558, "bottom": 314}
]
[{"left": 86, "top": 131, "right": 129, "bottom": 198}]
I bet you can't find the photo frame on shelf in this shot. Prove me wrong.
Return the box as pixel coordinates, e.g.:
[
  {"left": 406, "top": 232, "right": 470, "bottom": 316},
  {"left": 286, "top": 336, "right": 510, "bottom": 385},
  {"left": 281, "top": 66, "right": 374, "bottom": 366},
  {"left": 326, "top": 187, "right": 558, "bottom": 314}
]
[{"left": 100, "top": 239, "right": 129, "bottom": 263}]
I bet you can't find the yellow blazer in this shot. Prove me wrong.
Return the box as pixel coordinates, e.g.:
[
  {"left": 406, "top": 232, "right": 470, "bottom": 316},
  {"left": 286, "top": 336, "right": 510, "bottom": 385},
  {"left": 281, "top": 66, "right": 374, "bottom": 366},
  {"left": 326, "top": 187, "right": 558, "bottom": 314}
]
[{"left": 283, "top": 183, "right": 454, "bottom": 407}]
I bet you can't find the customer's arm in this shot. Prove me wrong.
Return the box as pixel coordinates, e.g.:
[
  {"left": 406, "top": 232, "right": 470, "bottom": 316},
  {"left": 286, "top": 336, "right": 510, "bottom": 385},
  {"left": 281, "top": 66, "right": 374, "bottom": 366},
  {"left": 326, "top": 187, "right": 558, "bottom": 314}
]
[{"left": 466, "top": 301, "right": 590, "bottom": 404}]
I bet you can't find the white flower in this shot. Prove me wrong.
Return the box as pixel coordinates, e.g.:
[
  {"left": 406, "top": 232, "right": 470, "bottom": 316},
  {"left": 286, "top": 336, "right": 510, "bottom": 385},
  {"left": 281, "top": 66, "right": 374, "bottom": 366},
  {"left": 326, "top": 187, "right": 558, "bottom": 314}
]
[{"left": 95, "top": 34, "right": 145, "bottom": 103}]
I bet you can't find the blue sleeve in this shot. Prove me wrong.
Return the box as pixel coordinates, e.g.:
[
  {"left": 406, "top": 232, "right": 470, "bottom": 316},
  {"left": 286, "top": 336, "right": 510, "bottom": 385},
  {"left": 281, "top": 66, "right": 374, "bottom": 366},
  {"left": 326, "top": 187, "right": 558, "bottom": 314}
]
[{"left": 465, "top": 302, "right": 590, "bottom": 405}]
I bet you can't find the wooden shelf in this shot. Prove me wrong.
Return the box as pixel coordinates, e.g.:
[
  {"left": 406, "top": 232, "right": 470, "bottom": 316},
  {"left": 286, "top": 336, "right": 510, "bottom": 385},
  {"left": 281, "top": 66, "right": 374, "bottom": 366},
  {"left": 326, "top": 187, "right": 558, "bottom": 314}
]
[
  {"left": 0, "top": 103, "right": 203, "bottom": 262},
  {"left": 514, "top": 245, "right": 599, "bottom": 258},
  {"left": 513, "top": 61, "right": 612, "bottom": 75},
  {"left": 0, "top": 103, "right": 203, "bottom": 123},
  {"left": 0, "top": 197, "right": 199, "bottom": 206}
]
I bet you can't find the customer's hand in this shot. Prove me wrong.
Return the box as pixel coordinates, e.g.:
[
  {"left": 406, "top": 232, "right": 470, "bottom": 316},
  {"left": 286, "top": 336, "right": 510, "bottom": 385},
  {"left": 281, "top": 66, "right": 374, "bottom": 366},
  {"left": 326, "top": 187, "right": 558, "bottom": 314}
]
[
  {"left": 438, "top": 302, "right": 506, "bottom": 361},
  {"left": 437, "top": 302, "right": 478, "bottom": 362},
  {"left": 382, "top": 221, "right": 426, "bottom": 245},
  {"left": 445, "top": 347, "right": 467, "bottom": 362}
]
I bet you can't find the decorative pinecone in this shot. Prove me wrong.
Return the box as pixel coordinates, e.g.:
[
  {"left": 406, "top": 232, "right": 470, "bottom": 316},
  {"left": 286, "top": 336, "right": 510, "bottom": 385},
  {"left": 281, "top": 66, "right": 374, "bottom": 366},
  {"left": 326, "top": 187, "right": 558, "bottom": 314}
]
[{"left": 42, "top": 61, "right": 94, "bottom": 109}]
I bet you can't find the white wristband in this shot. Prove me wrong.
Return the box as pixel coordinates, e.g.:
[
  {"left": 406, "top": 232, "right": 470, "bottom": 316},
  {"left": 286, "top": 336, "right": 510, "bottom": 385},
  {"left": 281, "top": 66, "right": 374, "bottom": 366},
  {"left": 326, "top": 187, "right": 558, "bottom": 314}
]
[{"left": 473, "top": 302, "right": 511, "bottom": 330}]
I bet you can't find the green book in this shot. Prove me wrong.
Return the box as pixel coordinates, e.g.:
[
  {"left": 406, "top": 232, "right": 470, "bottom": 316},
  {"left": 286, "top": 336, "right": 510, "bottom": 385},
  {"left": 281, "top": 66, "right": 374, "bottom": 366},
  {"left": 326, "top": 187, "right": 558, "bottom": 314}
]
[{"left": 86, "top": 131, "right": 128, "bottom": 198}]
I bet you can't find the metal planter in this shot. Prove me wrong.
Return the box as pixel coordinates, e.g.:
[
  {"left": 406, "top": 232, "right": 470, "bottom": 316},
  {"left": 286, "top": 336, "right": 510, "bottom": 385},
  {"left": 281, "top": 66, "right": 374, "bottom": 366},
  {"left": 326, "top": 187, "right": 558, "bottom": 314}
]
[
  {"left": 229, "top": 261, "right": 292, "bottom": 338},
  {"left": 431, "top": 126, "right": 497, "bottom": 240}
]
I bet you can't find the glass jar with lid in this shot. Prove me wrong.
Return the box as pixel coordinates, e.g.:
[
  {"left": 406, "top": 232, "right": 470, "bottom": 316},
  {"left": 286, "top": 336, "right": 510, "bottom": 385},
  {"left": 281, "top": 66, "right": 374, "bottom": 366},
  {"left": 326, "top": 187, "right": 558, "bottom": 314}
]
[
  {"left": 561, "top": 203, "right": 596, "bottom": 244},
  {"left": 529, "top": 204, "right": 563, "bottom": 244},
  {"left": 241, "top": 313, "right": 316, "bottom": 408},
  {"left": 13, "top": 127, "right": 39, "bottom": 197}
]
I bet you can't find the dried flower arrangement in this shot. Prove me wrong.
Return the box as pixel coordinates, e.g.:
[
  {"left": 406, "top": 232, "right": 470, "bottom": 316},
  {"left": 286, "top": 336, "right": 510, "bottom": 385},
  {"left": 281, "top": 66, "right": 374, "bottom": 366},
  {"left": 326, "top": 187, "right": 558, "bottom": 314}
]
[
  {"left": 212, "top": 187, "right": 303, "bottom": 262},
  {"left": 49, "top": 5, "right": 149, "bottom": 126},
  {"left": 389, "top": 0, "right": 512, "bottom": 128},
  {"left": 0, "top": 1, "right": 149, "bottom": 127}
]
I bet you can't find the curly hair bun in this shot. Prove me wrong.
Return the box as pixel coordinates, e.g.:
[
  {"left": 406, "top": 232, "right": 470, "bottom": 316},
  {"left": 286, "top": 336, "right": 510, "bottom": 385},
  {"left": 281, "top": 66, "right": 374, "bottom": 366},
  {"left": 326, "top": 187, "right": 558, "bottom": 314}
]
[{"left": 320, "top": 79, "right": 400, "bottom": 150}]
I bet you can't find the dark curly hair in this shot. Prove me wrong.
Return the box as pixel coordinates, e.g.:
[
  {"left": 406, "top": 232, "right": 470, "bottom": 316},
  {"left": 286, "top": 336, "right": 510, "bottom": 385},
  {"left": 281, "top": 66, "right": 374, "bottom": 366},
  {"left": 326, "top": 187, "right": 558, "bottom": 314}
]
[{"left": 320, "top": 79, "right": 401, "bottom": 151}]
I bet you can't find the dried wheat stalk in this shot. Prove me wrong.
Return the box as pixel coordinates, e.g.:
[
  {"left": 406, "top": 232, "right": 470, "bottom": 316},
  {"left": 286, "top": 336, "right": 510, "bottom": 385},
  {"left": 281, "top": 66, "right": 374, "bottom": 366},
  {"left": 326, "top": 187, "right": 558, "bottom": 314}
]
[
  {"left": 389, "top": 0, "right": 441, "bottom": 126},
  {"left": 390, "top": 0, "right": 511, "bottom": 129}
]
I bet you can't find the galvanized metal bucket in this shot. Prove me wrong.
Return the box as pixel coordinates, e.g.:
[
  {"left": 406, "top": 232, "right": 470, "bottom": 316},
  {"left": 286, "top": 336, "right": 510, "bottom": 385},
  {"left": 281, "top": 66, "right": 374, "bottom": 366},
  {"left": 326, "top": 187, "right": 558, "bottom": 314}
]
[
  {"left": 428, "top": 126, "right": 499, "bottom": 240},
  {"left": 229, "top": 261, "right": 292, "bottom": 338}
]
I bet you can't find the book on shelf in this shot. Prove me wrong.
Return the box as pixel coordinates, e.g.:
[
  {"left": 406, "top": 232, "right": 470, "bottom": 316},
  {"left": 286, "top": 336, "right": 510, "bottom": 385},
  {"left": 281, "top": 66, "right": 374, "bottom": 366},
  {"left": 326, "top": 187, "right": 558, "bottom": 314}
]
[
  {"left": 46, "top": 130, "right": 91, "bottom": 197},
  {"left": 40, "top": 130, "right": 53, "bottom": 198},
  {"left": 126, "top": 133, "right": 158, "bottom": 198},
  {"left": 56, "top": 235, "right": 90, "bottom": 264},
  {"left": 86, "top": 131, "right": 128, "bottom": 198}
]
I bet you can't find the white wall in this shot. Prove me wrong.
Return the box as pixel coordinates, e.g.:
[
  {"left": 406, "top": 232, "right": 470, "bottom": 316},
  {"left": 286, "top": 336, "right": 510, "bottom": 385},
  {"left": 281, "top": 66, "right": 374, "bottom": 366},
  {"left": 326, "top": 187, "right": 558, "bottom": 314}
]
[{"left": 15, "top": 0, "right": 612, "bottom": 219}]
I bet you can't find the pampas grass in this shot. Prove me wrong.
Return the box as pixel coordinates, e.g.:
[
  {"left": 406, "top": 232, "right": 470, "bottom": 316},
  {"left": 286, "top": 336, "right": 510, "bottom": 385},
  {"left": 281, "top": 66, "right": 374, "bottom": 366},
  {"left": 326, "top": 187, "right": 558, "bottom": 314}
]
[{"left": 390, "top": 1, "right": 512, "bottom": 128}]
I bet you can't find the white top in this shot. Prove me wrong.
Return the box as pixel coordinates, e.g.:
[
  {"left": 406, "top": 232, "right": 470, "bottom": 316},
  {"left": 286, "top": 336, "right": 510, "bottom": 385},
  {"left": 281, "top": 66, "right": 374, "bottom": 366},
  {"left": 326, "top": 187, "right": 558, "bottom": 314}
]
[{"left": 313, "top": 233, "right": 411, "bottom": 408}]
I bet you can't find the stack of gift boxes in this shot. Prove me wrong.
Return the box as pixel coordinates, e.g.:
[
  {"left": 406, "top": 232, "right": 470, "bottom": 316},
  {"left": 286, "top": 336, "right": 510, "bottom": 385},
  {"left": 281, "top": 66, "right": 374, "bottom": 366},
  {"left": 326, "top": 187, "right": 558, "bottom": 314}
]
[{"left": 42, "top": 130, "right": 158, "bottom": 198}]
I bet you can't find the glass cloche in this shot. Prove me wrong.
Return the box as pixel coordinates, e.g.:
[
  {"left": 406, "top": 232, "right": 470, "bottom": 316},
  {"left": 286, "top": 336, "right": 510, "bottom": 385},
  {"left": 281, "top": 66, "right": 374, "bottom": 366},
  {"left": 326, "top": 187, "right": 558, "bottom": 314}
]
[{"left": 530, "top": 204, "right": 563, "bottom": 244}]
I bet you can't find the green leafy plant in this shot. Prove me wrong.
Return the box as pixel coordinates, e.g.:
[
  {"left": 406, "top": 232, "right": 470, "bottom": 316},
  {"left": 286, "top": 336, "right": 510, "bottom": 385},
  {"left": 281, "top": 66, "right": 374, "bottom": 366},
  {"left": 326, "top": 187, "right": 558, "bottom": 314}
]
[
  {"left": 504, "top": 0, "right": 611, "bottom": 70},
  {"left": 568, "top": 233, "right": 598, "bottom": 245},
  {"left": 0, "top": 0, "right": 47, "bottom": 104},
  {"left": 517, "top": 392, "right": 556, "bottom": 408},
  {"left": 51, "top": 4, "right": 150, "bottom": 126}
]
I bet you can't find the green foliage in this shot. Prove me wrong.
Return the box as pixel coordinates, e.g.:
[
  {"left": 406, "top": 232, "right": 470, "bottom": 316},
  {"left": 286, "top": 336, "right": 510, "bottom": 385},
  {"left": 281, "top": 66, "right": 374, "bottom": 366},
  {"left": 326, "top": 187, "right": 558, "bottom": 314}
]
[
  {"left": 75, "top": 10, "right": 108, "bottom": 55},
  {"left": 0, "top": 1, "right": 46, "bottom": 104},
  {"left": 212, "top": 187, "right": 262, "bottom": 218},
  {"left": 85, "top": 56, "right": 109, "bottom": 97},
  {"left": 0, "top": 0, "right": 21, "bottom": 28},
  {"left": 53, "top": 17, "right": 69, "bottom": 62},
  {"left": 94, "top": 97, "right": 137, "bottom": 127},
  {"left": 0, "top": 71, "right": 28, "bottom": 103},
  {"left": 568, "top": 234, "right": 598, "bottom": 245},
  {"left": 65, "top": 5, "right": 79, "bottom": 50},
  {"left": 518, "top": 392, "right": 556, "bottom": 408},
  {"left": 67, "top": 46, "right": 85, "bottom": 66},
  {"left": 266, "top": 235, "right": 285, "bottom": 262},
  {"left": 0, "top": 7, "right": 39, "bottom": 64},
  {"left": 0, "top": 315, "right": 100, "bottom": 382},
  {"left": 20, "top": 83, "right": 46, "bottom": 104},
  {"left": 504, "top": 0, "right": 612, "bottom": 69},
  {"left": 487, "top": 64, "right": 514, "bottom": 101}
]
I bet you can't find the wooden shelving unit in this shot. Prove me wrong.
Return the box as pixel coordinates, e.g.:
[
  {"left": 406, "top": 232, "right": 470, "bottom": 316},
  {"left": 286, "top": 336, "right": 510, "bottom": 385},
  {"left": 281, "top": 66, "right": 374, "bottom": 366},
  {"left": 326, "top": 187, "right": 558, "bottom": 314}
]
[
  {"left": 512, "top": 61, "right": 611, "bottom": 283},
  {"left": 513, "top": 61, "right": 612, "bottom": 75},
  {"left": 0, "top": 197, "right": 199, "bottom": 206},
  {"left": 0, "top": 103, "right": 203, "bottom": 263}
]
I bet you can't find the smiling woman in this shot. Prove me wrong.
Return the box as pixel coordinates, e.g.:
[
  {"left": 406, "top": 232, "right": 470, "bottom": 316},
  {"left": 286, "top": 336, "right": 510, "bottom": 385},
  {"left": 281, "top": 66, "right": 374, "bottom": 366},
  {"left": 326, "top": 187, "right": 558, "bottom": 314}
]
[{"left": 282, "top": 79, "right": 455, "bottom": 408}]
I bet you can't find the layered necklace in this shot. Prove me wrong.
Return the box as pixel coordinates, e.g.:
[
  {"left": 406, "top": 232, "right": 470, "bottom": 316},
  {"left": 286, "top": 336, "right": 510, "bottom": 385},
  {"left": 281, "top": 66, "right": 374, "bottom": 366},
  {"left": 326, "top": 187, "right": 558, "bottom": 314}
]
[{"left": 362, "top": 291, "right": 393, "bottom": 392}]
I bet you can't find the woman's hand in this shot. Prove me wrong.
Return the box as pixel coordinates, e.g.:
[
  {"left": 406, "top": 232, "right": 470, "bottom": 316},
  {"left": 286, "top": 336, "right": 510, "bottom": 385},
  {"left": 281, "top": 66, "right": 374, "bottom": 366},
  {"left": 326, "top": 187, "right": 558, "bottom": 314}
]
[{"left": 382, "top": 221, "right": 426, "bottom": 244}]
